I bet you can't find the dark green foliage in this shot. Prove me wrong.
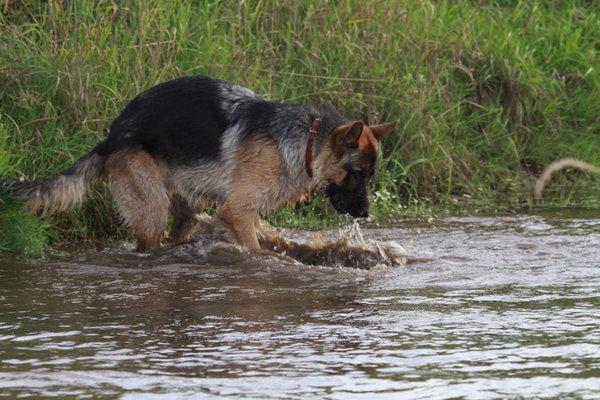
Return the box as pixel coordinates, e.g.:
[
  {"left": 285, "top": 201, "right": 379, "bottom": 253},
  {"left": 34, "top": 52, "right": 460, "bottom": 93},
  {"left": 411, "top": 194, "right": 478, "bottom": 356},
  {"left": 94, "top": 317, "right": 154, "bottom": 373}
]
[{"left": 0, "top": 185, "right": 49, "bottom": 256}]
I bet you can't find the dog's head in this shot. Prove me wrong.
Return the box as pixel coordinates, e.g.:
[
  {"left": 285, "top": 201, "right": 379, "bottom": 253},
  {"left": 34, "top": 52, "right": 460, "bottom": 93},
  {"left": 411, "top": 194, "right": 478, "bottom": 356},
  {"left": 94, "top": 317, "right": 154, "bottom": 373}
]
[{"left": 317, "top": 120, "right": 396, "bottom": 218}]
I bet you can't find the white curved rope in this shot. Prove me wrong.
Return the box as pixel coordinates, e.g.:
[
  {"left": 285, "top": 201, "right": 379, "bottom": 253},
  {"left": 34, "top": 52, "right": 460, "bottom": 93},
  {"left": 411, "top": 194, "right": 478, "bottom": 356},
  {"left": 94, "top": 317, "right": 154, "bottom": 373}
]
[{"left": 533, "top": 158, "right": 600, "bottom": 201}]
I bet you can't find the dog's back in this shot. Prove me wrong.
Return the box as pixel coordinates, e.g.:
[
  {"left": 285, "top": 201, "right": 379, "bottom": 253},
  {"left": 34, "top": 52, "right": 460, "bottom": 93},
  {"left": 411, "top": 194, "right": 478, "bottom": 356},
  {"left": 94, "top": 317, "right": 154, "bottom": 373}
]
[{"left": 102, "top": 76, "right": 259, "bottom": 164}]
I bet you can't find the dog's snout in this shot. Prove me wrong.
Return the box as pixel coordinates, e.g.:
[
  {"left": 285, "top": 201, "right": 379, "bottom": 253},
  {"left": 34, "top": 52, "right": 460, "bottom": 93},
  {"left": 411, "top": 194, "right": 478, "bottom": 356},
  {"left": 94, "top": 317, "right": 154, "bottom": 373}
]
[{"left": 327, "top": 182, "right": 370, "bottom": 218}]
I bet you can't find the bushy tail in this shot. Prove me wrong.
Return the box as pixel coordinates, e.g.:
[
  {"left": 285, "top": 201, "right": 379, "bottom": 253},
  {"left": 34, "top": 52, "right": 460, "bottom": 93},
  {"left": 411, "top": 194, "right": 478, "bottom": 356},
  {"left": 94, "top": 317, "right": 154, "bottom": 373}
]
[
  {"left": 7, "top": 146, "right": 106, "bottom": 215},
  {"left": 533, "top": 158, "right": 600, "bottom": 202}
]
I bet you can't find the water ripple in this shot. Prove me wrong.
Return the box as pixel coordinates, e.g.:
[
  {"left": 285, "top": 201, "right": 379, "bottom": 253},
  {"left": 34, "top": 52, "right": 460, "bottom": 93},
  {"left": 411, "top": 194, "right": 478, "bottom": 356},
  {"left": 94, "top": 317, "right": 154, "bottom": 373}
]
[{"left": 1, "top": 214, "right": 600, "bottom": 398}]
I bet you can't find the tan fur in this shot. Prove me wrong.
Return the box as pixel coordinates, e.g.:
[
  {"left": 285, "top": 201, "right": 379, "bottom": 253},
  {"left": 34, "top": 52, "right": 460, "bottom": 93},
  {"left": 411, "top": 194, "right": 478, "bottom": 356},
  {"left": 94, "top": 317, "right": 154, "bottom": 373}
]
[
  {"left": 217, "top": 138, "right": 284, "bottom": 249},
  {"left": 369, "top": 121, "right": 397, "bottom": 141},
  {"left": 314, "top": 143, "right": 349, "bottom": 185},
  {"left": 105, "top": 149, "right": 171, "bottom": 251},
  {"left": 358, "top": 126, "right": 380, "bottom": 153},
  {"left": 19, "top": 153, "right": 104, "bottom": 216}
]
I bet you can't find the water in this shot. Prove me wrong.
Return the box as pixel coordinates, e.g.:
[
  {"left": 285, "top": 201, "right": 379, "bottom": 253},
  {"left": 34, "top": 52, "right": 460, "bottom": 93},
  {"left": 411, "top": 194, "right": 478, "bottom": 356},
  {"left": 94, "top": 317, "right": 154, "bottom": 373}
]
[{"left": 1, "top": 213, "right": 600, "bottom": 399}]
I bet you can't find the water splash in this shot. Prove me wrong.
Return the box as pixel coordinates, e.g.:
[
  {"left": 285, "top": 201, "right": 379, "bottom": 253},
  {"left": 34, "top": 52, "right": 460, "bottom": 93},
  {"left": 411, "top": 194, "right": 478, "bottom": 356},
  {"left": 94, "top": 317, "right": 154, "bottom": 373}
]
[{"left": 256, "top": 217, "right": 407, "bottom": 269}]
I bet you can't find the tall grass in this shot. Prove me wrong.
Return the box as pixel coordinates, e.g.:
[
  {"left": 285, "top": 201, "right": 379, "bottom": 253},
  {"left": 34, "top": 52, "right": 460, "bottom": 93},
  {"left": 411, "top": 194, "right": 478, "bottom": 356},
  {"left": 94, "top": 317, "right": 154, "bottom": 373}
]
[{"left": 0, "top": 1, "right": 599, "bottom": 252}]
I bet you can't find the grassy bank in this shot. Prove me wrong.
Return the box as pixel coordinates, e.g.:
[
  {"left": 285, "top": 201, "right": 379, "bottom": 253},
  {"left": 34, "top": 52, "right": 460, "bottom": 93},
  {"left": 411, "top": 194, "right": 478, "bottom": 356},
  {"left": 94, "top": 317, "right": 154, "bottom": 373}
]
[{"left": 1, "top": 0, "right": 599, "bottom": 254}]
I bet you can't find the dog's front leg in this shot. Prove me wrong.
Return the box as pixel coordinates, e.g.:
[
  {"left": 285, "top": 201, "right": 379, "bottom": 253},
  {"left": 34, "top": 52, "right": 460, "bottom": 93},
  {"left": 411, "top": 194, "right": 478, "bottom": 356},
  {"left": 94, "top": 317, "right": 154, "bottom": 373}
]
[{"left": 217, "top": 205, "right": 260, "bottom": 250}]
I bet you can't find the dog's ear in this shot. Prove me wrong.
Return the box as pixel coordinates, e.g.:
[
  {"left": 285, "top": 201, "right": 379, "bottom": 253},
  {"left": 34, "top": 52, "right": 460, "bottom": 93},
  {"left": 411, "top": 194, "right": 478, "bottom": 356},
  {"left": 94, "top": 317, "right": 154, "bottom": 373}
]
[
  {"left": 333, "top": 121, "right": 364, "bottom": 150},
  {"left": 370, "top": 121, "right": 396, "bottom": 141}
]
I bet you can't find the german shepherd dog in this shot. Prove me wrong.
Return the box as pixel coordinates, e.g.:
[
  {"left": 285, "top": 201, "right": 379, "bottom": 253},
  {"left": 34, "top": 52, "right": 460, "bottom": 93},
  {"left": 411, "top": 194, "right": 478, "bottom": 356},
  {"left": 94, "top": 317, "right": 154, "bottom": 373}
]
[{"left": 8, "top": 76, "right": 395, "bottom": 251}]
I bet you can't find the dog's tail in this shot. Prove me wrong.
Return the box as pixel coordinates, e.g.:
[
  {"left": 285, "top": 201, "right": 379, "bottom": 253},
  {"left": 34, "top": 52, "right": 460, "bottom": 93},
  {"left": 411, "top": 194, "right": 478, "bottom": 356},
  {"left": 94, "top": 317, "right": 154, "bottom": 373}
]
[
  {"left": 533, "top": 157, "right": 600, "bottom": 202},
  {"left": 5, "top": 144, "right": 107, "bottom": 215}
]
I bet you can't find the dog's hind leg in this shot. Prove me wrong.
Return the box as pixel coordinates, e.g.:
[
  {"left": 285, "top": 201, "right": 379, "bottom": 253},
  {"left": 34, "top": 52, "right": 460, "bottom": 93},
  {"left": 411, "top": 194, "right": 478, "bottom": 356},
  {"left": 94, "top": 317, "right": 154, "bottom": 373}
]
[
  {"left": 169, "top": 194, "right": 204, "bottom": 244},
  {"left": 105, "top": 149, "right": 170, "bottom": 252}
]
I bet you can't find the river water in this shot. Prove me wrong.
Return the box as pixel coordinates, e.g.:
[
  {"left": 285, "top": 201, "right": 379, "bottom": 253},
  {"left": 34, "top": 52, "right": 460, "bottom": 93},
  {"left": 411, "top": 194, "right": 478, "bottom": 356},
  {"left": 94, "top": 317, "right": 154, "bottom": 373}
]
[{"left": 1, "top": 212, "right": 599, "bottom": 399}]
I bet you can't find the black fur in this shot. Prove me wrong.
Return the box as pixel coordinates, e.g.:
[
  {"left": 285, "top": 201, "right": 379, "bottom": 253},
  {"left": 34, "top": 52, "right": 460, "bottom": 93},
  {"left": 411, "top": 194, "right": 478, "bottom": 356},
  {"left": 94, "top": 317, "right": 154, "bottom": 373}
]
[
  {"left": 327, "top": 166, "right": 374, "bottom": 218},
  {"left": 101, "top": 76, "right": 348, "bottom": 165},
  {"left": 100, "top": 76, "right": 229, "bottom": 163}
]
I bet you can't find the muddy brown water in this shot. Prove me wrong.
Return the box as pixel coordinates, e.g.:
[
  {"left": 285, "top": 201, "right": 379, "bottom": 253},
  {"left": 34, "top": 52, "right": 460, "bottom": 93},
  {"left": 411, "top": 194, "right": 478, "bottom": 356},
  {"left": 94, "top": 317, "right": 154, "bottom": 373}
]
[{"left": 1, "top": 212, "right": 600, "bottom": 399}]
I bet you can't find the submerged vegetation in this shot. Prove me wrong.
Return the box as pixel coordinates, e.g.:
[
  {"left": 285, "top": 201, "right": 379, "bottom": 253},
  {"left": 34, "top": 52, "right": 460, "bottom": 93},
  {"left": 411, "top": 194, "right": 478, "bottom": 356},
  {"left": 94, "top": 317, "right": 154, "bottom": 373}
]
[{"left": 1, "top": 0, "right": 599, "bottom": 253}]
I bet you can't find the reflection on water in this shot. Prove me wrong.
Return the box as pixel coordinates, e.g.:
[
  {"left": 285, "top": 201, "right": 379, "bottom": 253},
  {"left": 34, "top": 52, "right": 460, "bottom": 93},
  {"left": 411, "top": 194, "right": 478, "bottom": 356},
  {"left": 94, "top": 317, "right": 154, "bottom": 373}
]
[{"left": 1, "top": 213, "right": 600, "bottom": 399}]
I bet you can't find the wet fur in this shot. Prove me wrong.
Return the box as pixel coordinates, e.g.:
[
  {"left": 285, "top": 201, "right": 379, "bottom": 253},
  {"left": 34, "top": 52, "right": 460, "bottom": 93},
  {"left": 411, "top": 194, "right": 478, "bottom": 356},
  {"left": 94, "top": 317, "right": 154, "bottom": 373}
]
[{"left": 7, "top": 75, "right": 395, "bottom": 251}]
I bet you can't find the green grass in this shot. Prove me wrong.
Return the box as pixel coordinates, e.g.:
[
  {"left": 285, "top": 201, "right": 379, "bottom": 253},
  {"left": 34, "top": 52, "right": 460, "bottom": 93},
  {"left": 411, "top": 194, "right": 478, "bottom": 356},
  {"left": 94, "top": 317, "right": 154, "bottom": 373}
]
[
  {"left": 1, "top": 0, "right": 599, "bottom": 254},
  {"left": 0, "top": 190, "right": 50, "bottom": 256}
]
